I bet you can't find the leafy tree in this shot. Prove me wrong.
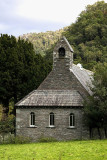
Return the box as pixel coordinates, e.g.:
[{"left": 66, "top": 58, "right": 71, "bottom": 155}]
[
  {"left": 63, "top": 1, "right": 107, "bottom": 70},
  {"left": 0, "top": 34, "right": 52, "bottom": 120},
  {"left": 84, "top": 62, "right": 107, "bottom": 139},
  {"left": 0, "top": 117, "right": 15, "bottom": 142}
]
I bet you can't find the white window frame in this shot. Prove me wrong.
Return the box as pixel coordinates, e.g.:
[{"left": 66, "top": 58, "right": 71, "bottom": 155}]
[
  {"left": 49, "top": 112, "right": 55, "bottom": 127},
  {"left": 30, "top": 112, "right": 35, "bottom": 127},
  {"left": 69, "top": 113, "right": 75, "bottom": 128}
]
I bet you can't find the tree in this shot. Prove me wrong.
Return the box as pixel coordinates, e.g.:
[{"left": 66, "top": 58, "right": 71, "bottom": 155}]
[
  {"left": 63, "top": 1, "right": 107, "bottom": 70},
  {"left": 0, "top": 117, "right": 15, "bottom": 142},
  {"left": 84, "top": 62, "right": 107, "bottom": 139},
  {"left": 0, "top": 34, "right": 52, "bottom": 120},
  {"left": 0, "top": 34, "right": 18, "bottom": 119},
  {"left": 0, "top": 35, "right": 36, "bottom": 118}
]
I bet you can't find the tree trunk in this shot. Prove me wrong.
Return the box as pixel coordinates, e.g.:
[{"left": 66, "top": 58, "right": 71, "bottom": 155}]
[
  {"left": 89, "top": 127, "right": 92, "bottom": 139},
  {"left": 1, "top": 100, "right": 9, "bottom": 121},
  {"left": 9, "top": 92, "right": 17, "bottom": 116},
  {"left": 11, "top": 107, "right": 16, "bottom": 116},
  {"left": 97, "top": 127, "right": 101, "bottom": 139},
  {"left": 104, "top": 128, "right": 107, "bottom": 138},
  {"left": 11, "top": 92, "right": 17, "bottom": 116}
]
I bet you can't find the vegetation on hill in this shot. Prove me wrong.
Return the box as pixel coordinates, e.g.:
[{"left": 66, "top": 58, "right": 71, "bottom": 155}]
[
  {"left": 63, "top": 1, "right": 107, "bottom": 70},
  {"left": 19, "top": 28, "right": 67, "bottom": 56},
  {"left": 19, "top": 1, "right": 107, "bottom": 71}
]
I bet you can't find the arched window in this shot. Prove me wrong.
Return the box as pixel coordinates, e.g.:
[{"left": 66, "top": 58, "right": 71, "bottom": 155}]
[
  {"left": 69, "top": 113, "right": 75, "bottom": 127},
  {"left": 30, "top": 112, "right": 35, "bottom": 126},
  {"left": 58, "top": 47, "right": 65, "bottom": 57},
  {"left": 49, "top": 112, "right": 54, "bottom": 126}
]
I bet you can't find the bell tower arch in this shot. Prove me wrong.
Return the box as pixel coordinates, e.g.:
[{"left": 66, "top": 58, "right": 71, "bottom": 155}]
[
  {"left": 58, "top": 47, "right": 65, "bottom": 58},
  {"left": 53, "top": 36, "right": 74, "bottom": 70}
]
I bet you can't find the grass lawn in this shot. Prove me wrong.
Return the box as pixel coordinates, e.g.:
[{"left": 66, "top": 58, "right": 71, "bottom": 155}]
[{"left": 0, "top": 140, "right": 106, "bottom": 160}]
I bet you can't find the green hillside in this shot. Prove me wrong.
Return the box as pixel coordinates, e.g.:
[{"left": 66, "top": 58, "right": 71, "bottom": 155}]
[
  {"left": 19, "top": 1, "right": 107, "bottom": 71},
  {"left": 19, "top": 28, "right": 67, "bottom": 56},
  {"left": 63, "top": 1, "right": 107, "bottom": 70},
  {"left": 25, "top": 1, "right": 106, "bottom": 71}
]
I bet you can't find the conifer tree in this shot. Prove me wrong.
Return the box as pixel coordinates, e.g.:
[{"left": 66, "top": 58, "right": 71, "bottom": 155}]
[{"left": 0, "top": 34, "right": 51, "bottom": 120}]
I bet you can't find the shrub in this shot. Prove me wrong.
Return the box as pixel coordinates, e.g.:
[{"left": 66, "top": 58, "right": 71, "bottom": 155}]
[
  {"left": 0, "top": 135, "right": 32, "bottom": 144},
  {"left": 0, "top": 117, "right": 15, "bottom": 134},
  {"left": 38, "top": 136, "right": 57, "bottom": 143}
]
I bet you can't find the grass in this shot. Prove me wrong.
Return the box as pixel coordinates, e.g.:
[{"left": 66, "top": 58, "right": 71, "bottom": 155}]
[{"left": 0, "top": 140, "right": 107, "bottom": 160}]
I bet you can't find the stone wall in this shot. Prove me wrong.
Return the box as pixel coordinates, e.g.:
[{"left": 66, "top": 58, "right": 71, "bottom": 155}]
[{"left": 16, "top": 107, "right": 89, "bottom": 141}]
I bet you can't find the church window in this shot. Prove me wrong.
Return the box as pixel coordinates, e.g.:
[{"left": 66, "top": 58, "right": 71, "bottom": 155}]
[
  {"left": 30, "top": 112, "right": 35, "bottom": 126},
  {"left": 58, "top": 47, "right": 65, "bottom": 57},
  {"left": 69, "top": 113, "right": 75, "bottom": 127},
  {"left": 49, "top": 112, "right": 54, "bottom": 126}
]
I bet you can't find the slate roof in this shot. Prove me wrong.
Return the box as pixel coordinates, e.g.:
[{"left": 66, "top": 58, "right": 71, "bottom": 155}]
[
  {"left": 71, "top": 64, "right": 93, "bottom": 95},
  {"left": 15, "top": 90, "right": 83, "bottom": 107},
  {"left": 15, "top": 64, "right": 93, "bottom": 107}
]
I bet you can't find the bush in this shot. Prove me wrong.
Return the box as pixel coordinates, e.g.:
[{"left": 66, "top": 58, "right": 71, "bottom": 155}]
[
  {"left": 38, "top": 136, "right": 57, "bottom": 143},
  {"left": 0, "top": 117, "right": 15, "bottom": 134},
  {"left": 0, "top": 135, "right": 32, "bottom": 144}
]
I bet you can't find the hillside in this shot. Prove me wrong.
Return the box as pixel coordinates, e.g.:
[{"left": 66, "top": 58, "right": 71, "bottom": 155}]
[
  {"left": 18, "top": 1, "right": 107, "bottom": 70},
  {"left": 19, "top": 28, "right": 67, "bottom": 56},
  {"left": 63, "top": 1, "right": 107, "bottom": 70}
]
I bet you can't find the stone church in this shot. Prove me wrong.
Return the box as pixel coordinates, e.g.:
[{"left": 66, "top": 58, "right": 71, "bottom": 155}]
[{"left": 15, "top": 37, "right": 93, "bottom": 141}]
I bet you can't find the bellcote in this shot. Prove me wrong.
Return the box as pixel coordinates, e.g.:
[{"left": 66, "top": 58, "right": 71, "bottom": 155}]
[{"left": 53, "top": 36, "right": 74, "bottom": 70}]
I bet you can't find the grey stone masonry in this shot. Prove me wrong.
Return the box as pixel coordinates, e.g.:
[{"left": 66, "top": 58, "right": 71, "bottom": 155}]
[
  {"left": 16, "top": 107, "right": 89, "bottom": 141},
  {"left": 53, "top": 36, "right": 73, "bottom": 70}
]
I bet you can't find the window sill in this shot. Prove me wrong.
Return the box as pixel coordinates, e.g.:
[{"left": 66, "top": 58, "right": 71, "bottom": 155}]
[
  {"left": 46, "top": 126, "right": 56, "bottom": 128},
  {"left": 67, "top": 126, "right": 76, "bottom": 129},
  {"left": 28, "top": 125, "right": 37, "bottom": 128}
]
